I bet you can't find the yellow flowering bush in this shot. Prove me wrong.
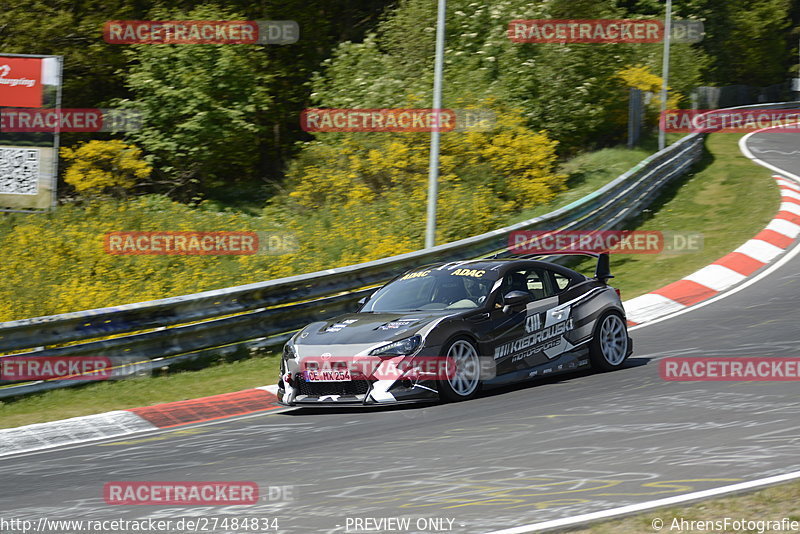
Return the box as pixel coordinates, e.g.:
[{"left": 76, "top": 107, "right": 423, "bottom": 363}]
[
  {"left": 284, "top": 105, "right": 565, "bottom": 247},
  {"left": 0, "top": 197, "right": 297, "bottom": 321},
  {"left": 0, "top": 107, "right": 565, "bottom": 322},
  {"left": 616, "top": 64, "right": 682, "bottom": 121},
  {"left": 61, "top": 140, "right": 151, "bottom": 197}
]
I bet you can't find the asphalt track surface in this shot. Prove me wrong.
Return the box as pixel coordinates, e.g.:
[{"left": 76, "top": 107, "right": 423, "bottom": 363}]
[{"left": 2, "top": 129, "right": 799, "bottom": 534}]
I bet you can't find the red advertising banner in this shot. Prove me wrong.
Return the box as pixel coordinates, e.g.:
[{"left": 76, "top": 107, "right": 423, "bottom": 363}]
[{"left": 0, "top": 57, "right": 43, "bottom": 108}]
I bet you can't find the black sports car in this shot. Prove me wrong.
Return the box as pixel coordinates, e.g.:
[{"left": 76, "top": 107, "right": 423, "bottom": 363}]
[{"left": 277, "top": 253, "right": 632, "bottom": 405}]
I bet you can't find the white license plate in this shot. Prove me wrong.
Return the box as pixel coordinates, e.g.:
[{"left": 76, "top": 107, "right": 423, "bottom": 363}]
[{"left": 304, "top": 368, "right": 352, "bottom": 382}]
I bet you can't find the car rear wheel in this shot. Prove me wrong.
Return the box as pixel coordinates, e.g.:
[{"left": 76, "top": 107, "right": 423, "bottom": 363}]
[
  {"left": 438, "top": 337, "right": 481, "bottom": 402},
  {"left": 589, "top": 311, "right": 629, "bottom": 371}
]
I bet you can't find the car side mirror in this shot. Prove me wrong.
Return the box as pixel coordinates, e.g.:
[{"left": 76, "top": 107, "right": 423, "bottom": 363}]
[
  {"left": 501, "top": 290, "right": 532, "bottom": 314},
  {"left": 354, "top": 296, "right": 369, "bottom": 312},
  {"left": 356, "top": 290, "right": 378, "bottom": 311}
]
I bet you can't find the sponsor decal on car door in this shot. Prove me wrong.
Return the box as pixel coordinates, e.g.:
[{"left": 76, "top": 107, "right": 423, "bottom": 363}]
[{"left": 493, "top": 298, "right": 575, "bottom": 371}]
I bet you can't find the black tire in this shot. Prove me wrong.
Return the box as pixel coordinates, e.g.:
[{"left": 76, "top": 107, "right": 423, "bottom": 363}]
[
  {"left": 438, "top": 337, "right": 482, "bottom": 402},
  {"left": 589, "top": 311, "right": 630, "bottom": 371}
]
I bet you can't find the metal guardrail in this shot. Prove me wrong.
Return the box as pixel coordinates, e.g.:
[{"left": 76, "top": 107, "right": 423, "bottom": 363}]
[{"left": 2, "top": 101, "right": 795, "bottom": 399}]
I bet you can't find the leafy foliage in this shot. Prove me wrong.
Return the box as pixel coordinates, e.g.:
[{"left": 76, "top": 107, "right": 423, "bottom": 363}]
[
  {"left": 113, "top": 5, "right": 272, "bottom": 198},
  {"left": 0, "top": 196, "right": 291, "bottom": 320},
  {"left": 278, "top": 105, "right": 564, "bottom": 257},
  {"left": 0, "top": 0, "right": 798, "bottom": 321},
  {"left": 1, "top": 0, "right": 790, "bottom": 193},
  {"left": 0, "top": 0, "right": 396, "bottom": 198},
  {"left": 677, "top": 0, "right": 795, "bottom": 86},
  {"left": 309, "top": 0, "right": 707, "bottom": 153}
]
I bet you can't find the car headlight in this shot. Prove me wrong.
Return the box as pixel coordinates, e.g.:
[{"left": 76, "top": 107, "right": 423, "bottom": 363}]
[
  {"left": 283, "top": 343, "right": 297, "bottom": 360},
  {"left": 369, "top": 335, "right": 422, "bottom": 356}
]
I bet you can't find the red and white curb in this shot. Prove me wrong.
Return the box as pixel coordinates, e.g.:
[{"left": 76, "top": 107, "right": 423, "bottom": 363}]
[
  {"left": 624, "top": 175, "right": 800, "bottom": 325},
  {"left": 0, "top": 385, "right": 282, "bottom": 457}
]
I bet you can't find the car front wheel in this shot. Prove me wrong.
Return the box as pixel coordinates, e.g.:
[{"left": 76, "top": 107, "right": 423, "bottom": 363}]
[{"left": 438, "top": 337, "right": 481, "bottom": 402}]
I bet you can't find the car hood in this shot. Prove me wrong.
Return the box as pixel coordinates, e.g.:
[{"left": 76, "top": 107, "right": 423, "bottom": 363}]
[{"left": 293, "top": 310, "right": 457, "bottom": 347}]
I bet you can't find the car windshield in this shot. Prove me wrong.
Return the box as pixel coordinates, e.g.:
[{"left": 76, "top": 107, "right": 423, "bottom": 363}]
[{"left": 361, "top": 267, "right": 499, "bottom": 312}]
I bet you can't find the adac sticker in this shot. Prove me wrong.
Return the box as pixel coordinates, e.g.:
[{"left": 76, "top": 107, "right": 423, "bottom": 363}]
[
  {"left": 450, "top": 268, "right": 486, "bottom": 278},
  {"left": 400, "top": 270, "right": 430, "bottom": 280}
]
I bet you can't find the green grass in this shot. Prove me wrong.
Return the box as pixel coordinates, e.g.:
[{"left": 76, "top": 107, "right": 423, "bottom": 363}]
[
  {"left": 572, "top": 479, "right": 800, "bottom": 534},
  {"left": 508, "top": 145, "right": 656, "bottom": 223},
  {"left": 508, "top": 132, "right": 685, "bottom": 223},
  {"left": 603, "top": 131, "right": 780, "bottom": 299},
  {"left": 0, "top": 132, "right": 780, "bottom": 428}
]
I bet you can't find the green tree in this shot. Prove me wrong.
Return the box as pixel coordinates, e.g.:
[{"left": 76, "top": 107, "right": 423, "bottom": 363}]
[
  {"left": 678, "top": 0, "right": 793, "bottom": 86},
  {"left": 308, "top": 0, "right": 706, "bottom": 153},
  {"left": 0, "top": 0, "right": 395, "bottom": 200},
  {"left": 115, "top": 5, "right": 272, "bottom": 199}
]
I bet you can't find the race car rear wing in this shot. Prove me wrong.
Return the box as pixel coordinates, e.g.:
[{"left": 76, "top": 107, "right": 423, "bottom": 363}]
[{"left": 502, "top": 251, "right": 614, "bottom": 284}]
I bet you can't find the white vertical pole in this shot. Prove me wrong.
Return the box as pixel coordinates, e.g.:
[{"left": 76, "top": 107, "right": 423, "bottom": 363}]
[
  {"left": 658, "top": 0, "right": 673, "bottom": 151},
  {"left": 51, "top": 55, "right": 63, "bottom": 211},
  {"left": 425, "top": 0, "right": 446, "bottom": 249}
]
